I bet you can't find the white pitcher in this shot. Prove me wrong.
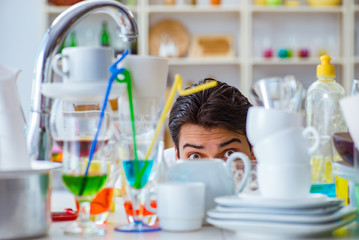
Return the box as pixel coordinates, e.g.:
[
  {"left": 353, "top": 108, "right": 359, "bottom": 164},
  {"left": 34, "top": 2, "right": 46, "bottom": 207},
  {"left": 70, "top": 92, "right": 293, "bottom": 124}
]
[{"left": 0, "top": 65, "right": 30, "bottom": 170}]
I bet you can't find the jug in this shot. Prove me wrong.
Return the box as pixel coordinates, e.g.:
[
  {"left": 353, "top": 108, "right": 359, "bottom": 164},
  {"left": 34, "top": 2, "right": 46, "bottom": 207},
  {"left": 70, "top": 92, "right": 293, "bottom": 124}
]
[
  {"left": 0, "top": 65, "right": 30, "bottom": 170},
  {"left": 165, "top": 152, "right": 251, "bottom": 214}
]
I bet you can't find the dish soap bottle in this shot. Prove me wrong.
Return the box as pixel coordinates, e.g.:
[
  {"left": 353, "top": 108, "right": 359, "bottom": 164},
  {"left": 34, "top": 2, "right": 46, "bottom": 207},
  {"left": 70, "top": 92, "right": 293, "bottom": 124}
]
[{"left": 305, "top": 55, "right": 347, "bottom": 198}]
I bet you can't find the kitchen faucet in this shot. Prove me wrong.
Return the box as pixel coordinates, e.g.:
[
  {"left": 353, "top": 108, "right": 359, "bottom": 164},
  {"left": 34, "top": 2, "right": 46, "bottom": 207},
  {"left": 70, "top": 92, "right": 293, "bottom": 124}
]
[{"left": 26, "top": 0, "right": 138, "bottom": 161}]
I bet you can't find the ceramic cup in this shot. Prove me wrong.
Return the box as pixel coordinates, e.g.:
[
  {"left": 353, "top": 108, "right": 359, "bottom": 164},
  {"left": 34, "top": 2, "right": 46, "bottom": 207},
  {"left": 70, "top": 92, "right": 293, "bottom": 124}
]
[
  {"left": 253, "top": 126, "right": 320, "bottom": 164},
  {"left": 257, "top": 163, "right": 312, "bottom": 199},
  {"left": 52, "top": 46, "right": 114, "bottom": 83},
  {"left": 165, "top": 152, "right": 251, "bottom": 213},
  {"left": 246, "top": 106, "right": 303, "bottom": 146},
  {"left": 146, "top": 182, "right": 205, "bottom": 232},
  {"left": 117, "top": 54, "right": 169, "bottom": 119}
]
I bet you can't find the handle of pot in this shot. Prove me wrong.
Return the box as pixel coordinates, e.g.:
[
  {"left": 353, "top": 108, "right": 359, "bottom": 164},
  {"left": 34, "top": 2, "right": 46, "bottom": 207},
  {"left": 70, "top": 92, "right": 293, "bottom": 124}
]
[
  {"left": 226, "top": 152, "right": 251, "bottom": 194},
  {"left": 303, "top": 126, "right": 320, "bottom": 155},
  {"left": 52, "top": 53, "right": 69, "bottom": 79},
  {"left": 144, "top": 190, "right": 157, "bottom": 213}
]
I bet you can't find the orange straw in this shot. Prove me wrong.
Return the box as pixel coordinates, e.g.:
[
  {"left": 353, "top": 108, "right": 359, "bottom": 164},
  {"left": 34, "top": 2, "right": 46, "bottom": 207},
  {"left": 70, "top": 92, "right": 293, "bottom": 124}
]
[{"left": 144, "top": 74, "right": 217, "bottom": 160}]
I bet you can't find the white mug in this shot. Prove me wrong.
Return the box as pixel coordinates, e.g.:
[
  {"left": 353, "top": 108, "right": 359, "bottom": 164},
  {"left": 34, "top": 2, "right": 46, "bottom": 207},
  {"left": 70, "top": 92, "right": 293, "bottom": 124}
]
[
  {"left": 52, "top": 46, "right": 114, "bottom": 83},
  {"left": 165, "top": 152, "right": 251, "bottom": 213},
  {"left": 246, "top": 106, "right": 303, "bottom": 146},
  {"left": 257, "top": 163, "right": 312, "bottom": 199},
  {"left": 146, "top": 182, "right": 205, "bottom": 232},
  {"left": 253, "top": 126, "right": 320, "bottom": 164}
]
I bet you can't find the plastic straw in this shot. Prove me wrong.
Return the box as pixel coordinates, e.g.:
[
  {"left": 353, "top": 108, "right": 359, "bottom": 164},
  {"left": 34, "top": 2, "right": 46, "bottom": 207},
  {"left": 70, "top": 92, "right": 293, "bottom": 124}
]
[
  {"left": 144, "top": 74, "right": 218, "bottom": 160},
  {"left": 79, "top": 50, "right": 129, "bottom": 196}
]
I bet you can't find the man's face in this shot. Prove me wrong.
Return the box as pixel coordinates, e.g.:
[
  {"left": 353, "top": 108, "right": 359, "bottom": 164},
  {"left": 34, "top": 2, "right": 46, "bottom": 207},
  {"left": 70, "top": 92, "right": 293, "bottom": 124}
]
[{"left": 175, "top": 123, "right": 255, "bottom": 161}]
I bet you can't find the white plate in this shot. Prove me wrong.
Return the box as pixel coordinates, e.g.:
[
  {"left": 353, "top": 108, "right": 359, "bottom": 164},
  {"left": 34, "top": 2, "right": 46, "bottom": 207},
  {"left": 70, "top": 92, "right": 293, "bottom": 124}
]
[
  {"left": 215, "top": 193, "right": 343, "bottom": 209},
  {"left": 207, "top": 206, "right": 356, "bottom": 224},
  {"left": 215, "top": 204, "right": 342, "bottom": 216},
  {"left": 207, "top": 209, "right": 356, "bottom": 238},
  {"left": 0, "top": 161, "right": 62, "bottom": 178},
  {"left": 41, "top": 82, "right": 127, "bottom": 101}
]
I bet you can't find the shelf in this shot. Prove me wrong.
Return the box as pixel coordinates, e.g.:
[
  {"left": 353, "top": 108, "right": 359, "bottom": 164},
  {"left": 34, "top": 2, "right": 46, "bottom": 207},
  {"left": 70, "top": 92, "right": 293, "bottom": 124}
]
[
  {"left": 169, "top": 57, "right": 240, "bottom": 66},
  {"left": 252, "top": 57, "right": 344, "bottom": 65},
  {"left": 148, "top": 5, "right": 240, "bottom": 13},
  {"left": 251, "top": 5, "right": 344, "bottom": 13},
  {"left": 44, "top": 4, "right": 138, "bottom": 14}
]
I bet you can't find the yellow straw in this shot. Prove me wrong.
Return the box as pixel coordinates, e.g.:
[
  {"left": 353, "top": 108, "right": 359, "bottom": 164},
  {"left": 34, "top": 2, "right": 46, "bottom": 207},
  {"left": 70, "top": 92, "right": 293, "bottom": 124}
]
[{"left": 144, "top": 74, "right": 217, "bottom": 160}]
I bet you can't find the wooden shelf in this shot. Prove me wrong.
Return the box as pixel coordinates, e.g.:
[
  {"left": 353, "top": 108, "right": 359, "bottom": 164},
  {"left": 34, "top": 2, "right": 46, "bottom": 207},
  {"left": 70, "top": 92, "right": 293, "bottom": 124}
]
[
  {"left": 148, "top": 5, "right": 240, "bottom": 13},
  {"left": 251, "top": 5, "right": 344, "bottom": 13},
  {"left": 169, "top": 57, "right": 240, "bottom": 66},
  {"left": 252, "top": 57, "right": 344, "bottom": 65}
]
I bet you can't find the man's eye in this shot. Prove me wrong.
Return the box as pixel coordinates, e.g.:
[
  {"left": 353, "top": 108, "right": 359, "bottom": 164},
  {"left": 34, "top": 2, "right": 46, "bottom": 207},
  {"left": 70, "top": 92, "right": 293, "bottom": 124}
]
[
  {"left": 224, "top": 150, "right": 236, "bottom": 158},
  {"left": 188, "top": 153, "right": 202, "bottom": 159}
]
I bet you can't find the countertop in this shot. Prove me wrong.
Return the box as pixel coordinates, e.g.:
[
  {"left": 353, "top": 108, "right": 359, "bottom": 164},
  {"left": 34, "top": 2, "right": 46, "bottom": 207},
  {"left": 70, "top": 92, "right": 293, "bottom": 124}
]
[{"left": 36, "top": 190, "right": 359, "bottom": 240}]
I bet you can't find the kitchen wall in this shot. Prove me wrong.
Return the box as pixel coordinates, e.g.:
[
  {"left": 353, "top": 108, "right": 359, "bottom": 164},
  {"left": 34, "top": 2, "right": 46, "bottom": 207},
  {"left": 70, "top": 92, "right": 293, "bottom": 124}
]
[{"left": 0, "top": 0, "right": 44, "bottom": 122}]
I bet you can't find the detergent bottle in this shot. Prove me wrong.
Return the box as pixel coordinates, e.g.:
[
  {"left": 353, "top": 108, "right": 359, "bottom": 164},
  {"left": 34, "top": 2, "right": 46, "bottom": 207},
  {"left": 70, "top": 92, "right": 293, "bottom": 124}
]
[{"left": 305, "top": 55, "right": 347, "bottom": 198}]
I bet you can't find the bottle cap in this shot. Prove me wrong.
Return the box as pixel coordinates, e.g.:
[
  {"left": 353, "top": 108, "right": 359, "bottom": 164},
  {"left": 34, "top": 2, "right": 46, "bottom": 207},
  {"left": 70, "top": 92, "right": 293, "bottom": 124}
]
[{"left": 317, "top": 55, "right": 335, "bottom": 77}]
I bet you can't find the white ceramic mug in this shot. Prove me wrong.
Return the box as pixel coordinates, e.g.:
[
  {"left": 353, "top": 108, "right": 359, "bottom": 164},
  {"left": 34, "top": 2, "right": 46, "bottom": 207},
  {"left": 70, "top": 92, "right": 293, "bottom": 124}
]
[
  {"left": 146, "top": 182, "right": 205, "bottom": 232},
  {"left": 165, "top": 152, "right": 251, "bottom": 213},
  {"left": 246, "top": 106, "right": 303, "bottom": 146},
  {"left": 52, "top": 46, "right": 114, "bottom": 83},
  {"left": 257, "top": 163, "right": 312, "bottom": 199},
  {"left": 253, "top": 126, "right": 320, "bottom": 164}
]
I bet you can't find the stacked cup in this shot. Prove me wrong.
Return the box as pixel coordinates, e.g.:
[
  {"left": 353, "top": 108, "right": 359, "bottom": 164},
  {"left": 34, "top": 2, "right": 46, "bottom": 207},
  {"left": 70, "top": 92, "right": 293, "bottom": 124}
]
[{"left": 247, "top": 106, "right": 320, "bottom": 199}]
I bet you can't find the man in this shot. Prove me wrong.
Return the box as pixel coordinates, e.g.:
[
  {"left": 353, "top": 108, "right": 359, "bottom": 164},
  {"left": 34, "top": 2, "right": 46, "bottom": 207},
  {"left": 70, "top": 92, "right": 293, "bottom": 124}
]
[{"left": 165, "top": 78, "right": 255, "bottom": 163}]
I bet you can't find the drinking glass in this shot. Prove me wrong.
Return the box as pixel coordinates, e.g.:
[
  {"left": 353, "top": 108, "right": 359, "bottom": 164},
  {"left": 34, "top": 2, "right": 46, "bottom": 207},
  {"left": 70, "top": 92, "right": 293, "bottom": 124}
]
[
  {"left": 50, "top": 99, "right": 112, "bottom": 236},
  {"left": 114, "top": 94, "right": 163, "bottom": 232}
]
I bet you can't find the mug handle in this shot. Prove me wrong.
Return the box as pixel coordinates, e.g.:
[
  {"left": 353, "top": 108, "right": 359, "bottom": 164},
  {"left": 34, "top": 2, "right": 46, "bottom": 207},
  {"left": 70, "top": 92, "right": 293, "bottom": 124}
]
[
  {"left": 51, "top": 53, "right": 69, "bottom": 78},
  {"left": 303, "top": 126, "right": 320, "bottom": 155},
  {"left": 226, "top": 152, "right": 251, "bottom": 195},
  {"left": 144, "top": 190, "right": 157, "bottom": 213}
]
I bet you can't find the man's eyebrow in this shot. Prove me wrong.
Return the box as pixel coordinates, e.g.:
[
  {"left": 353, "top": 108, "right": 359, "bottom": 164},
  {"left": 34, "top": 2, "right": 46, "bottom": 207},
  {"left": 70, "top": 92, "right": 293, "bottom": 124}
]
[
  {"left": 183, "top": 143, "right": 204, "bottom": 149},
  {"left": 219, "top": 138, "right": 242, "bottom": 148}
]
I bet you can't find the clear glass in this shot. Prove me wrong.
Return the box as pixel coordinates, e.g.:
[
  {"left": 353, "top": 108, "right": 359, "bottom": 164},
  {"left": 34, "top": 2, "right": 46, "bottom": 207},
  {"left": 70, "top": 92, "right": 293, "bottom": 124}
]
[
  {"left": 50, "top": 99, "right": 112, "bottom": 236},
  {"left": 306, "top": 76, "right": 347, "bottom": 197},
  {"left": 114, "top": 94, "right": 163, "bottom": 232}
]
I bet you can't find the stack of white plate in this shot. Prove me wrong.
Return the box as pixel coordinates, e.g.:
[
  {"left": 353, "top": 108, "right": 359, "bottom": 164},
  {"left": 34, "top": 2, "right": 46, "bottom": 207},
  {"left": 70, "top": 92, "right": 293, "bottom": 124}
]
[{"left": 207, "top": 193, "right": 357, "bottom": 238}]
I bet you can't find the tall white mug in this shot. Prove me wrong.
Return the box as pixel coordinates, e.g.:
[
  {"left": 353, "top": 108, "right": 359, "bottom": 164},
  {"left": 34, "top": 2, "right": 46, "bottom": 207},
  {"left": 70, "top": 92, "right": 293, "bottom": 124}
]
[
  {"left": 52, "top": 46, "right": 114, "bottom": 83},
  {"left": 246, "top": 106, "right": 303, "bottom": 146},
  {"left": 146, "top": 182, "right": 205, "bottom": 232}
]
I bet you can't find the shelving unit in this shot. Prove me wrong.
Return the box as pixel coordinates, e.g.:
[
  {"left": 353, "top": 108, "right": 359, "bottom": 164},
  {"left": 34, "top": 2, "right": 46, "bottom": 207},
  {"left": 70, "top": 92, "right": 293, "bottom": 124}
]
[{"left": 43, "top": 0, "right": 356, "bottom": 96}]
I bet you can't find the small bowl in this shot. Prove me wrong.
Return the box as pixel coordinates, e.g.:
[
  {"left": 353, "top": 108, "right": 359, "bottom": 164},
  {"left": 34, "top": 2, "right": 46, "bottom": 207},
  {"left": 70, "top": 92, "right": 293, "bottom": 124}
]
[{"left": 333, "top": 132, "right": 354, "bottom": 166}]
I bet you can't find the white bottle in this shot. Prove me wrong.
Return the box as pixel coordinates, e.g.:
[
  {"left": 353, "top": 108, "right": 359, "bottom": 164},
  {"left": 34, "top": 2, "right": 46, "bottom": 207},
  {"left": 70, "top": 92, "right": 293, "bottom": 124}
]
[{"left": 305, "top": 55, "right": 346, "bottom": 197}]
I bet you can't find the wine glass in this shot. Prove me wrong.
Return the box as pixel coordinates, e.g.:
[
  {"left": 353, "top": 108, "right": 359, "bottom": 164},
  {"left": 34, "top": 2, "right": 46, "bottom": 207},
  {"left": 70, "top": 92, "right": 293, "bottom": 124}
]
[
  {"left": 50, "top": 99, "right": 112, "bottom": 236},
  {"left": 114, "top": 94, "right": 163, "bottom": 232}
]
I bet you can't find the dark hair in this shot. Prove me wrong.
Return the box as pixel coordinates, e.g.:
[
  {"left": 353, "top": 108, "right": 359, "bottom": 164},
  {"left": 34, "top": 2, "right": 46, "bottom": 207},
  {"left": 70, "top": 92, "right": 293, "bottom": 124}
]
[{"left": 169, "top": 78, "right": 252, "bottom": 151}]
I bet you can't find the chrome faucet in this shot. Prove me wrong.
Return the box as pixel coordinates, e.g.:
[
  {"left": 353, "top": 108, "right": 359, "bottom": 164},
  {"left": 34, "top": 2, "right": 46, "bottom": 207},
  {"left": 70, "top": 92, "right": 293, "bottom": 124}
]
[{"left": 26, "top": 0, "right": 138, "bottom": 161}]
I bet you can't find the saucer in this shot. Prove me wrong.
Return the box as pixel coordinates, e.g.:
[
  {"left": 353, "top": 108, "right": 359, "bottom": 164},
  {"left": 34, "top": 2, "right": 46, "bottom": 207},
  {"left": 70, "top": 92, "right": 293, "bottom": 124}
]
[
  {"left": 207, "top": 205, "right": 356, "bottom": 224},
  {"left": 207, "top": 209, "right": 356, "bottom": 238},
  {"left": 41, "top": 82, "right": 127, "bottom": 101},
  {"left": 215, "top": 193, "right": 343, "bottom": 209}
]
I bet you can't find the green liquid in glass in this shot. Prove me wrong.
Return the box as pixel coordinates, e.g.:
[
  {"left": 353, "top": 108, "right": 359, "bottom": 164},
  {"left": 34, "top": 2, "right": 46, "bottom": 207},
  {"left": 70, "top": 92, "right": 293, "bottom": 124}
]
[{"left": 62, "top": 174, "right": 107, "bottom": 197}]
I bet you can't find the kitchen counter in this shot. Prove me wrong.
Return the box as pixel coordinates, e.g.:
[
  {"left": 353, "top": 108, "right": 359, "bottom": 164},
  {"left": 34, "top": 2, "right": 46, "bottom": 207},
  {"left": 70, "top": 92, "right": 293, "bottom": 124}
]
[
  {"left": 33, "top": 220, "right": 359, "bottom": 240},
  {"left": 37, "top": 191, "right": 359, "bottom": 240}
]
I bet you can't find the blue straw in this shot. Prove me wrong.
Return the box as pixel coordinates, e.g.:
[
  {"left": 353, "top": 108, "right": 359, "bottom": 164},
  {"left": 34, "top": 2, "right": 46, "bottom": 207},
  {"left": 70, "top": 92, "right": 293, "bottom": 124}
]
[{"left": 83, "top": 50, "right": 129, "bottom": 180}]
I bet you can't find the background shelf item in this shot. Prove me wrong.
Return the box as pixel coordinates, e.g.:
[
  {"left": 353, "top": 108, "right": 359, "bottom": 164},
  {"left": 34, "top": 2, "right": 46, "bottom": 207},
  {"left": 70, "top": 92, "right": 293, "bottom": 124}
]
[{"left": 41, "top": 0, "right": 356, "bottom": 96}]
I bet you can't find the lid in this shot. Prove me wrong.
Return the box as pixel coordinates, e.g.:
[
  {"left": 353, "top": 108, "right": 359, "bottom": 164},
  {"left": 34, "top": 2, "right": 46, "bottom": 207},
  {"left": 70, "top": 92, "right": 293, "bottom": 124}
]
[{"left": 317, "top": 55, "right": 335, "bottom": 77}]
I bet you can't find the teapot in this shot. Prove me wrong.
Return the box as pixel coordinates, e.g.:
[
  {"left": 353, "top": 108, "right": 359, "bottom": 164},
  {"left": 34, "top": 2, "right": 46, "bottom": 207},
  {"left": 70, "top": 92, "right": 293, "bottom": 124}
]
[{"left": 165, "top": 152, "right": 251, "bottom": 213}]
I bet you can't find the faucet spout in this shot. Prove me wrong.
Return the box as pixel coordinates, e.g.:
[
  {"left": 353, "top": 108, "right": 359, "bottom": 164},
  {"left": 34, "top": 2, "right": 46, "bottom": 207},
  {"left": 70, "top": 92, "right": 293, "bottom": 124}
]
[{"left": 27, "top": 0, "right": 138, "bottom": 161}]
